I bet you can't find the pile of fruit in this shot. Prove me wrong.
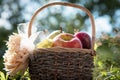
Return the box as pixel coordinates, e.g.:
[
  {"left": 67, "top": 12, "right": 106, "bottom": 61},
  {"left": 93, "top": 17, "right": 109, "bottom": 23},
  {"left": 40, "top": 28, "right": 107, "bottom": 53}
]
[{"left": 37, "top": 29, "right": 91, "bottom": 49}]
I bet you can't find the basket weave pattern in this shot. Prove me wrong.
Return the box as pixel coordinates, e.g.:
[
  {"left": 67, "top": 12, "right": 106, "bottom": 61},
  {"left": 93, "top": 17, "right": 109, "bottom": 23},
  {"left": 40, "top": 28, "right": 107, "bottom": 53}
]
[{"left": 29, "top": 47, "right": 93, "bottom": 80}]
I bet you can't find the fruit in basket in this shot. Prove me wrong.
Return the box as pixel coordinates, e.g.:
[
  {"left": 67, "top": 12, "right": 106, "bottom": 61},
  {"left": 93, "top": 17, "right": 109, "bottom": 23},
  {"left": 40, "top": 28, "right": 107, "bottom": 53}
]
[
  {"left": 36, "top": 39, "right": 53, "bottom": 48},
  {"left": 74, "top": 32, "right": 91, "bottom": 49},
  {"left": 53, "top": 33, "right": 82, "bottom": 48},
  {"left": 47, "top": 30, "right": 62, "bottom": 39}
]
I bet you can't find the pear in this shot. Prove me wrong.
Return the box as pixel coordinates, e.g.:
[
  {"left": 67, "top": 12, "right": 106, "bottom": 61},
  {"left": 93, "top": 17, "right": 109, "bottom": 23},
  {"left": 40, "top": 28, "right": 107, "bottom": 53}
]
[
  {"left": 36, "top": 39, "right": 53, "bottom": 48},
  {"left": 47, "top": 30, "right": 62, "bottom": 39}
]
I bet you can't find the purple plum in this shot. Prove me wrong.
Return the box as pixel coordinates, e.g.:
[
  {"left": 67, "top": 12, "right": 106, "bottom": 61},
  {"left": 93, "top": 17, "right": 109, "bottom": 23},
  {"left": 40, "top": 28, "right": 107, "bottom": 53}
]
[{"left": 74, "top": 32, "right": 91, "bottom": 49}]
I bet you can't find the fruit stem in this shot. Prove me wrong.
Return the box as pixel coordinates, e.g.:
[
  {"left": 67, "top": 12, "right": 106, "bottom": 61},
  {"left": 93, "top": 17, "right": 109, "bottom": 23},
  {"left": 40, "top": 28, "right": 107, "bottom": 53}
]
[{"left": 60, "top": 27, "right": 63, "bottom": 33}]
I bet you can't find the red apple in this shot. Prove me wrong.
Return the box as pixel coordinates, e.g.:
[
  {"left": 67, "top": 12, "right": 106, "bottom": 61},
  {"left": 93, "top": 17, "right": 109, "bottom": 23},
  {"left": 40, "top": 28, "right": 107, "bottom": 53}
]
[
  {"left": 53, "top": 33, "right": 82, "bottom": 48},
  {"left": 74, "top": 32, "right": 91, "bottom": 49}
]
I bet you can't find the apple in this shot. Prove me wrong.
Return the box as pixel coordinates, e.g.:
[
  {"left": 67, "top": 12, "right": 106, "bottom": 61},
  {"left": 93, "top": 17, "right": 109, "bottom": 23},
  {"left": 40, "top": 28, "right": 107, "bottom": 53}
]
[
  {"left": 74, "top": 32, "right": 91, "bottom": 49},
  {"left": 53, "top": 33, "right": 82, "bottom": 48}
]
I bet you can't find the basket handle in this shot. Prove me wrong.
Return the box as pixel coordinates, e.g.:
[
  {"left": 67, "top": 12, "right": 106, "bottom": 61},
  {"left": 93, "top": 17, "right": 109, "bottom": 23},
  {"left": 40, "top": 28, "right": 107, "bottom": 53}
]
[{"left": 28, "top": 2, "right": 96, "bottom": 53}]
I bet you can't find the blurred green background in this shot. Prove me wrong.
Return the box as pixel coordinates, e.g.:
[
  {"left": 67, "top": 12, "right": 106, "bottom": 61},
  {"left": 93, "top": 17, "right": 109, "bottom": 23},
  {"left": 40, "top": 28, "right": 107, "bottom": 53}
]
[{"left": 0, "top": 0, "right": 120, "bottom": 80}]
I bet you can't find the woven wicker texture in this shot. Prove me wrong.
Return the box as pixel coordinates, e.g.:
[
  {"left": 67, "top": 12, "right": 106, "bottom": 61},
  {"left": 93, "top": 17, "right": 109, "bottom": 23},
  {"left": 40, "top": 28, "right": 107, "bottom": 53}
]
[{"left": 29, "top": 47, "right": 94, "bottom": 80}]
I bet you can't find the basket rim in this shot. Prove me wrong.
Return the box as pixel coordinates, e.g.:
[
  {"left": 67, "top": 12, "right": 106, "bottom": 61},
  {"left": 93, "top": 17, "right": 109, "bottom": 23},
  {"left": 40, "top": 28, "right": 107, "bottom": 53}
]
[{"left": 31, "top": 47, "right": 95, "bottom": 56}]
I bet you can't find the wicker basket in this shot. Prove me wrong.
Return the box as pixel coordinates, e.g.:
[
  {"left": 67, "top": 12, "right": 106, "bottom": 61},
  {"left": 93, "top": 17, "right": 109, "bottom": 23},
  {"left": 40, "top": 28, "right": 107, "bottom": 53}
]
[{"left": 28, "top": 2, "right": 96, "bottom": 80}]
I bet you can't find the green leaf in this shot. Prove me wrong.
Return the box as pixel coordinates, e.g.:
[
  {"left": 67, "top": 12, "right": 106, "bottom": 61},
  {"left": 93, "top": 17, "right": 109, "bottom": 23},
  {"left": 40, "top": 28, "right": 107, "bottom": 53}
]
[{"left": 0, "top": 71, "right": 6, "bottom": 80}]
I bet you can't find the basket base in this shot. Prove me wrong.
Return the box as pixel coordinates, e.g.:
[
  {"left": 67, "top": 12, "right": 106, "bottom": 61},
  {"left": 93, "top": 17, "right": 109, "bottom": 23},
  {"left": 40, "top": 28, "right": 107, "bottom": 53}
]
[{"left": 29, "top": 47, "right": 94, "bottom": 80}]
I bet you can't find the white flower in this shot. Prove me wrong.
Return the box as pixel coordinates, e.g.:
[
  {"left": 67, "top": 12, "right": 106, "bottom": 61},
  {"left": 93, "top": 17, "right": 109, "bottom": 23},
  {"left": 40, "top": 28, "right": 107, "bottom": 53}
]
[
  {"left": 3, "top": 23, "right": 41, "bottom": 76},
  {"left": 3, "top": 33, "right": 30, "bottom": 76}
]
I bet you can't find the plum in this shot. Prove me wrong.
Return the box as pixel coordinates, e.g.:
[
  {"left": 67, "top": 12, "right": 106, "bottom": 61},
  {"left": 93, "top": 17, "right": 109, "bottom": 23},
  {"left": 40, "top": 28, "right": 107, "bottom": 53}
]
[{"left": 74, "top": 32, "right": 91, "bottom": 49}]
